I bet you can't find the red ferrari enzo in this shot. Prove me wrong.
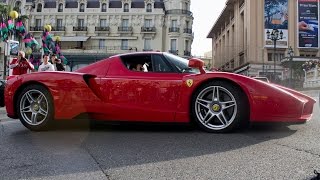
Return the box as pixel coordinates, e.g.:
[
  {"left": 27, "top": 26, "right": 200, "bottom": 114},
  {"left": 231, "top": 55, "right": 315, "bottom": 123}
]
[{"left": 4, "top": 52, "right": 316, "bottom": 132}]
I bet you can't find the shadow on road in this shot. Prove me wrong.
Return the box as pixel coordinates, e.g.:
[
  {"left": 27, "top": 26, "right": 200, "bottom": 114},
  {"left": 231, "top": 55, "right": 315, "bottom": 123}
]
[{"left": 1, "top": 119, "right": 297, "bottom": 178}]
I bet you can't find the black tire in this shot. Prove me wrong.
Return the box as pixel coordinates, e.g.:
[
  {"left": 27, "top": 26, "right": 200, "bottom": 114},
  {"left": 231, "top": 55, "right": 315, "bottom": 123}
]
[
  {"left": 191, "top": 81, "right": 249, "bottom": 133},
  {"left": 16, "top": 84, "right": 54, "bottom": 131}
]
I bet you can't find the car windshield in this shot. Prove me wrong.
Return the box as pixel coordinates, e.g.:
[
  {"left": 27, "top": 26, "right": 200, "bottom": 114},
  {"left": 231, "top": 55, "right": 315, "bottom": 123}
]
[{"left": 163, "top": 53, "right": 200, "bottom": 74}]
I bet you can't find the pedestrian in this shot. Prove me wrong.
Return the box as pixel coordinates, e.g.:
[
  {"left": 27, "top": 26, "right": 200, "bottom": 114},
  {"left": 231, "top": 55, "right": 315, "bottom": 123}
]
[
  {"left": 50, "top": 54, "right": 65, "bottom": 71},
  {"left": 9, "top": 51, "right": 34, "bottom": 75},
  {"left": 38, "top": 54, "right": 55, "bottom": 72}
]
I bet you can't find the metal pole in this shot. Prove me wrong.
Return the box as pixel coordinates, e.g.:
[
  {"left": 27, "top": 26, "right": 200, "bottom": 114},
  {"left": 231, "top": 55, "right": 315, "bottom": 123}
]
[
  {"left": 289, "top": 53, "right": 293, "bottom": 88},
  {"left": 262, "top": 48, "right": 265, "bottom": 76},
  {"left": 273, "top": 39, "right": 276, "bottom": 81},
  {"left": 3, "top": 53, "right": 7, "bottom": 79}
]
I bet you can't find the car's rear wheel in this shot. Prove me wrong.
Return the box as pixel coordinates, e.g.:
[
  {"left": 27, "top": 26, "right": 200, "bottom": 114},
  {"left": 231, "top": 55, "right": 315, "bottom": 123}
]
[
  {"left": 191, "top": 81, "right": 249, "bottom": 133},
  {"left": 17, "top": 84, "right": 54, "bottom": 131}
]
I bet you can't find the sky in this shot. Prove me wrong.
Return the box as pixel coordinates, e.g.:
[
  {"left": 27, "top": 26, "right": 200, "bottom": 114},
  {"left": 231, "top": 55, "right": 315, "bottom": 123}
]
[{"left": 190, "top": 0, "right": 227, "bottom": 57}]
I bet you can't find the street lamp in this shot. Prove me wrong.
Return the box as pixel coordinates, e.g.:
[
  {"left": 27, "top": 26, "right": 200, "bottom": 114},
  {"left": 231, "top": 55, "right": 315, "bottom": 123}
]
[
  {"left": 287, "top": 46, "right": 294, "bottom": 88},
  {"left": 266, "top": 29, "right": 283, "bottom": 81}
]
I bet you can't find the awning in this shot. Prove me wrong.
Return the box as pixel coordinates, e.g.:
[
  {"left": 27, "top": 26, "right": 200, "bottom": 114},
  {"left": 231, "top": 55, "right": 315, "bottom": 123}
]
[{"left": 60, "top": 36, "right": 89, "bottom": 42}]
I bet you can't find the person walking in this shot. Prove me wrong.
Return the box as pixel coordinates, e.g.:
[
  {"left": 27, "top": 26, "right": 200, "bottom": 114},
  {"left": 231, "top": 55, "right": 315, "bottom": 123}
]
[
  {"left": 38, "top": 54, "right": 55, "bottom": 72},
  {"left": 9, "top": 51, "right": 34, "bottom": 75}
]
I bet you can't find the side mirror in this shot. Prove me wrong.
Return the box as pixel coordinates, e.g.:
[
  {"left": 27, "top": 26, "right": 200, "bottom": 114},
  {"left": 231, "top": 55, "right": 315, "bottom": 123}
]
[{"left": 188, "top": 58, "right": 206, "bottom": 74}]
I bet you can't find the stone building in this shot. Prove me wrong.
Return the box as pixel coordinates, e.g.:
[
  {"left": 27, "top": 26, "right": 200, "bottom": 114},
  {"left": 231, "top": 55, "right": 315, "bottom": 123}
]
[{"left": 1, "top": 0, "right": 193, "bottom": 72}]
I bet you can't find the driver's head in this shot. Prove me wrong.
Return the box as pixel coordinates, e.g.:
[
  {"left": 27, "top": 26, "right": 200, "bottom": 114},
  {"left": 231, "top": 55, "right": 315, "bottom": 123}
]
[{"left": 136, "top": 64, "right": 144, "bottom": 71}]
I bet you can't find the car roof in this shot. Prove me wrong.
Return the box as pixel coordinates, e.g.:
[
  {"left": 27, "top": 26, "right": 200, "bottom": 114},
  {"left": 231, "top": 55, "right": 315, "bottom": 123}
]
[{"left": 110, "top": 51, "right": 164, "bottom": 58}]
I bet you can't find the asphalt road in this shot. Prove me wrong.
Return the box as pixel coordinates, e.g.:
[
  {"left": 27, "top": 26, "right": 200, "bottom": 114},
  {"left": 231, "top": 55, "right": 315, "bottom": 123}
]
[{"left": 0, "top": 91, "right": 319, "bottom": 180}]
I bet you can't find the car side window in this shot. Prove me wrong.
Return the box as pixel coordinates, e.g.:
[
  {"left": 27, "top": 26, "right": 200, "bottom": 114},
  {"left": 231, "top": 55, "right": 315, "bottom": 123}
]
[
  {"left": 152, "top": 55, "right": 174, "bottom": 73},
  {"left": 121, "top": 54, "right": 152, "bottom": 72}
]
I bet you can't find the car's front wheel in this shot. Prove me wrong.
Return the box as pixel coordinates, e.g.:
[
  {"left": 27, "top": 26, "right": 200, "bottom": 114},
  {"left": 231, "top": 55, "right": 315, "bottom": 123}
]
[
  {"left": 191, "top": 81, "right": 249, "bottom": 133},
  {"left": 17, "top": 84, "right": 54, "bottom": 131}
]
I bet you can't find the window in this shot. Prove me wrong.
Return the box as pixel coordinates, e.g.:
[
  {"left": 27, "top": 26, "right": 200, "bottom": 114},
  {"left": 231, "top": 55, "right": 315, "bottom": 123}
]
[
  {"left": 56, "top": 19, "right": 63, "bottom": 30},
  {"left": 185, "top": 40, "right": 189, "bottom": 51},
  {"left": 101, "top": 3, "right": 107, "bottom": 12},
  {"left": 171, "top": 20, "right": 177, "bottom": 28},
  {"left": 77, "top": 41, "right": 84, "bottom": 48},
  {"left": 144, "top": 38, "right": 151, "bottom": 50},
  {"left": 99, "top": 39, "right": 105, "bottom": 49},
  {"left": 121, "top": 39, "right": 128, "bottom": 50},
  {"left": 124, "top": 3, "right": 129, "bottom": 12},
  {"left": 121, "top": 54, "right": 152, "bottom": 72},
  {"left": 35, "top": 19, "right": 41, "bottom": 27},
  {"left": 186, "top": 21, "right": 189, "bottom": 29},
  {"left": 78, "top": 19, "right": 84, "bottom": 27},
  {"left": 37, "top": 3, "right": 42, "bottom": 12},
  {"left": 15, "top": 1, "right": 21, "bottom": 12},
  {"left": 144, "top": 19, "right": 152, "bottom": 28},
  {"left": 170, "top": 39, "right": 177, "bottom": 51},
  {"left": 230, "top": 60, "right": 235, "bottom": 69},
  {"left": 58, "top": 3, "right": 63, "bottom": 12},
  {"left": 146, "top": 3, "right": 152, "bottom": 12},
  {"left": 152, "top": 55, "right": 173, "bottom": 72},
  {"left": 184, "top": 2, "right": 189, "bottom": 10},
  {"left": 239, "top": 53, "right": 245, "bottom": 65},
  {"left": 15, "top": 1, "right": 21, "bottom": 8},
  {"left": 80, "top": 3, "right": 85, "bottom": 12},
  {"left": 100, "top": 19, "right": 107, "bottom": 27},
  {"left": 164, "top": 53, "right": 199, "bottom": 74},
  {"left": 122, "top": 19, "right": 129, "bottom": 28},
  {"left": 300, "top": 52, "right": 317, "bottom": 57},
  {"left": 267, "top": 52, "right": 285, "bottom": 62}
]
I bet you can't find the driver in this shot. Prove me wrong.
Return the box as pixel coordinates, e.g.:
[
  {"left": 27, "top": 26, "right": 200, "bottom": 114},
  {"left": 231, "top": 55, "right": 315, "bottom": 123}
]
[{"left": 130, "top": 64, "right": 144, "bottom": 71}]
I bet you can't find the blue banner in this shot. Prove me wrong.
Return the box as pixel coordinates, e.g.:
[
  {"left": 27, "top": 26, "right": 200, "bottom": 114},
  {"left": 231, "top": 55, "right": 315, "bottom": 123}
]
[
  {"left": 264, "top": 0, "right": 288, "bottom": 48},
  {"left": 298, "top": 0, "right": 319, "bottom": 48}
]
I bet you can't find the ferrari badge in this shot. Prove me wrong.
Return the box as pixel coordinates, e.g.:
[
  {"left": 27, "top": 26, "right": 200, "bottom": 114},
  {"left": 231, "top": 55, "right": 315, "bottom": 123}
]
[{"left": 186, "top": 79, "right": 193, "bottom": 87}]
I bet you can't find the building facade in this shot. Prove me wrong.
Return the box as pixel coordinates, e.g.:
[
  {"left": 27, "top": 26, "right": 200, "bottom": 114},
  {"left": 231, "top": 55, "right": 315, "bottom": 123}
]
[
  {"left": 207, "top": 0, "right": 320, "bottom": 80},
  {"left": 1, "top": 0, "right": 193, "bottom": 72}
]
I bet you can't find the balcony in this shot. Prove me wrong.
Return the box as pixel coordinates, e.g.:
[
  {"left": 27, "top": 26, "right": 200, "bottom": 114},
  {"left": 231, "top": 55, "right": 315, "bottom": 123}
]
[
  {"left": 165, "top": 9, "right": 193, "bottom": 16},
  {"left": 169, "top": 50, "right": 179, "bottom": 55},
  {"left": 141, "top": 27, "right": 156, "bottom": 32},
  {"left": 184, "top": 28, "right": 192, "bottom": 34},
  {"left": 60, "top": 46, "right": 138, "bottom": 54},
  {"left": 169, "top": 27, "right": 180, "bottom": 33},
  {"left": 30, "top": 26, "right": 43, "bottom": 31},
  {"left": 95, "top": 26, "right": 110, "bottom": 32},
  {"left": 184, "top": 51, "right": 191, "bottom": 56},
  {"left": 52, "top": 26, "right": 65, "bottom": 31},
  {"left": 73, "top": 26, "right": 87, "bottom": 31},
  {"left": 118, "top": 26, "right": 133, "bottom": 33}
]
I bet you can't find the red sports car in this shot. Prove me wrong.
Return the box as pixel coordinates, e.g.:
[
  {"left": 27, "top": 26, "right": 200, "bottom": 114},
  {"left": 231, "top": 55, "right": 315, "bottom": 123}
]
[{"left": 4, "top": 52, "right": 316, "bottom": 132}]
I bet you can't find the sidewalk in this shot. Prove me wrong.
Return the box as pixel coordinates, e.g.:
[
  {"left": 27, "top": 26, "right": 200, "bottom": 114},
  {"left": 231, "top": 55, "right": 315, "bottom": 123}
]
[
  {"left": 299, "top": 89, "right": 320, "bottom": 97},
  {"left": 0, "top": 107, "right": 8, "bottom": 120}
]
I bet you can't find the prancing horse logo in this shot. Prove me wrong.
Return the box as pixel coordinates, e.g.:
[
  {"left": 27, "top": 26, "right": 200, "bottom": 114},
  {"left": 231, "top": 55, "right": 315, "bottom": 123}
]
[{"left": 186, "top": 79, "right": 193, "bottom": 87}]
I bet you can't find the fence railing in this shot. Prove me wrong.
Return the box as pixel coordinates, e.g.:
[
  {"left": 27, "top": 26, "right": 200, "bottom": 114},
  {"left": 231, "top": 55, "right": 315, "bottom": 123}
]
[
  {"left": 95, "top": 26, "right": 110, "bottom": 31},
  {"left": 183, "top": 28, "right": 192, "bottom": 34},
  {"left": 165, "top": 9, "right": 193, "bottom": 16},
  {"left": 118, "top": 26, "right": 133, "bottom": 31},
  {"left": 169, "top": 27, "right": 180, "bottom": 33},
  {"left": 141, "top": 27, "right": 156, "bottom": 32},
  {"left": 73, "top": 26, "right": 88, "bottom": 31}
]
